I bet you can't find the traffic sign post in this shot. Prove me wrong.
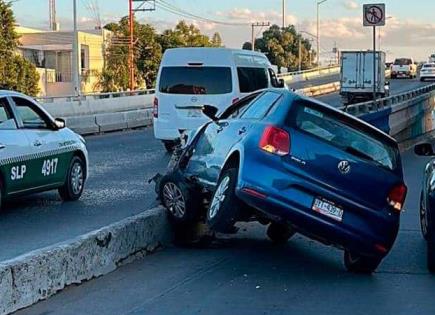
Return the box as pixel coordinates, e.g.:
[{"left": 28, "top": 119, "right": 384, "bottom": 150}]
[{"left": 363, "top": 3, "right": 386, "bottom": 104}]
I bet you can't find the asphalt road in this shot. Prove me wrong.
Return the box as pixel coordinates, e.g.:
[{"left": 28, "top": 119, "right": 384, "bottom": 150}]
[
  {"left": 0, "top": 129, "right": 169, "bottom": 261},
  {"left": 16, "top": 146, "right": 435, "bottom": 315},
  {"left": 317, "top": 77, "right": 434, "bottom": 107}
]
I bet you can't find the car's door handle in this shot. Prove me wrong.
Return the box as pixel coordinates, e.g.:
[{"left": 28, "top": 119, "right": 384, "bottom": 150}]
[
  {"left": 33, "top": 140, "right": 42, "bottom": 147},
  {"left": 238, "top": 127, "right": 247, "bottom": 135},
  {"left": 0, "top": 144, "right": 5, "bottom": 150}
]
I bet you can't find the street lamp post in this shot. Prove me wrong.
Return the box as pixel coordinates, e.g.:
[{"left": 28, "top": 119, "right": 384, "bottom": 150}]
[{"left": 317, "top": 0, "right": 328, "bottom": 68}]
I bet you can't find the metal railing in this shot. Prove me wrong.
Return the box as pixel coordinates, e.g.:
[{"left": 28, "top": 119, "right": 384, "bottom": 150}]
[{"left": 342, "top": 83, "right": 435, "bottom": 115}]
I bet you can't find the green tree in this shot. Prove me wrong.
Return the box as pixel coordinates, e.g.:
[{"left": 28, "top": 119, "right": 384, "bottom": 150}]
[
  {"left": 245, "top": 25, "right": 314, "bottom": 73},
  {"left": 211, "top": 32, "right": 223, "bottom": 47},
  {"left": 0, "top": 0, "right": 39, "bottom": 95}
]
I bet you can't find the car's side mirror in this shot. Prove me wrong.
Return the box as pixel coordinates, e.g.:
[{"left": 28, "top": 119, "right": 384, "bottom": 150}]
[
  {"left": 278, "top": 79, "right": 285, "bottom": 88},
  {"left": 54, "top": 118, "right": 66, "bottom": 130},
  {"left": 202, "top": 105, "right": 219, "bottom": 122},
  {"left": 415, "top": 143, "right": 435, "bottom": 156}
]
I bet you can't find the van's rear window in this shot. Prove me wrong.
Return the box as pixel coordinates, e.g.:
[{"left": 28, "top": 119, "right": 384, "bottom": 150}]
[
  {"left": 394, "top": 59, "right": 412, "bottom": 66},
  {"left": 289, "top": 100, "right": 399, "bottom": 171},
  {"left": 159, "top": 67, "right": 232, "bottom": 95}
]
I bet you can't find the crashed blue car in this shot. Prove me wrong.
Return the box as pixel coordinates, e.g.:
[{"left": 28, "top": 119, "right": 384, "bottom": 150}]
[{"left": 158, "top": 89, "right": 407, "bottom": 273}]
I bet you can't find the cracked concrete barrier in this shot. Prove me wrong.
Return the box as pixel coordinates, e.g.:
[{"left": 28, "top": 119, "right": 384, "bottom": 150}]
[{"left": 0, "top": 208, "right": 170, "bottom": 315}]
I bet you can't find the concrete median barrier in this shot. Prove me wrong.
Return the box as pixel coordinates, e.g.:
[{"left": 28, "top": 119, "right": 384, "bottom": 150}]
[
  {"left": 64, "top": 115, "right": 99, "bottom": 135},
  {"left": 0, "top": 207, "right": 170, "bottom": 315},
  {"left": 126, "top": 109, "right": 153, "bottom": 129},
  {"left": 299, "top": 82, "right": 340, "bottom": 97},
  {"left": 95, "top": 112, "right": 129, "bottom": 133}
]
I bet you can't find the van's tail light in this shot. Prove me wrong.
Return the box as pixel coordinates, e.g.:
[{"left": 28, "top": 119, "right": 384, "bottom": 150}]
[
  {"left": 153, "top": 97, "right": 158, "bottom": 118},
  {"left": 259, "top": 126, "right": 290, "bottom": 156},
  {"left": 388, "top": 183, "right": 407, "bottom": 211}
]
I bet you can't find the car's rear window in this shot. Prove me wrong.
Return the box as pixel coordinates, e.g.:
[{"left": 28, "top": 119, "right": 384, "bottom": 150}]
[
  {"left": 290, "top": 100, "right": 399, "bottom": 171},
  {"left": 237, "top": 67, "right": 268, "bottom": 93},
  {"left": 394, "top": 58, "right": 412, "bottom": 66},
  {"left": 159, "top": 66, "right": 232, "bottom": 95},
  {"left": 423, "top": 64, "right": 435, "bottom": 68}
]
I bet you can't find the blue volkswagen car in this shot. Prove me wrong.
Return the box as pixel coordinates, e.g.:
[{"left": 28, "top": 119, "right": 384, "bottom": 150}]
[{"left": 158, "top": 89, "right": 407, "bottom": 273}]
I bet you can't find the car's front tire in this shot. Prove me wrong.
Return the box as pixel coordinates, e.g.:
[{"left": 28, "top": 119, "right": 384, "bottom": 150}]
[
  {"left": 159, "top": 172, "right": 202, "bottom": 225},
  {"left": 344, "top": 251, "right": 382, "bottom": 274},
  {"left": 427, "top": 233, "right": 435, "bottom": 273},
  {"left": 207, "top": 168, "right": 241, "bottom": 233},
  {"left": 59, "top": 156, "right": 85, "bottom": 201},
  {"left": 266, "top": 222, "right": 295, "bottom": 245}
]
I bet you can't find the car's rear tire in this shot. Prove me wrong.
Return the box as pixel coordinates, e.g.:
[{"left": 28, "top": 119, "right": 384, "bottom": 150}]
[
  {"left": 421, "top": 77, "right": 425, "bottom": 82},
  {"left": 163, "top": 140, "right": 177, "bottom": 153},
  {"left": 206, "top": 168, "right": 241, "bottom": 233},
  {"left": 159, "top": 172, "right": 202, "bottom": 225},
  {"left": 343, "top": 251, "right": 382, "bottom": 274},
  {"left": 59, "top": 156, "right": 85, "bottom": 201},
  {"left": 420, "top": 191, "right": 429, "bottom": 241},
  {"left": 427, "top": 233, "right": 435, "bottom": 273},
  {"left": 266, "top": 222, "right": 295, "bottom": 245}
]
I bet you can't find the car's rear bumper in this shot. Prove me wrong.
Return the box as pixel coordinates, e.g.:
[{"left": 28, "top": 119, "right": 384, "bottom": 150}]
[{"left": 236, "top": 155, "right": 400, "bottom": 258}]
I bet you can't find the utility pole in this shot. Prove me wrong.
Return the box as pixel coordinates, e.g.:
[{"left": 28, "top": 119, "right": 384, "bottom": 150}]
[
  {"left": 282, "top": 0, "right": 286, "bottom": 29},
  {"left": 298, "top": 37, "right": 302, "bottom": 71},
  {"left": 72, "top": 0, "right": 80, "bottom": 95},
  {"left": 128, "top": 0, "right": 155, "bottom": 91},
  {"left": 317, "top": 0, "right": 328, "bottom": 67},
  {"left": 251, "top": 22, "right": 270, "bottom": 51}
]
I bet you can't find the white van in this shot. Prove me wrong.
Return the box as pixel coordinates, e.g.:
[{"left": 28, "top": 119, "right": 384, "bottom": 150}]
[{"left": 153, "top": 48, "right": 285, "bottom": 152}]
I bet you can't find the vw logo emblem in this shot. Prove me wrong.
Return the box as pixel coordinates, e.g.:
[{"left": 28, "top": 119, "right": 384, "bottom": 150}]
[
  {"left": 191, "top": 96, "right": 198, "bottom": 103},
  {"left": 338, "top": 161, "right": 351, "bottom": 175}
]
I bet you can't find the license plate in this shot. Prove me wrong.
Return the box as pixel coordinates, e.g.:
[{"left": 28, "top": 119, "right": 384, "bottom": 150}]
[
  {"left": 312, "top": 198, "right": 344, "bottom": 222},
  {"left": 187, "top": 109, "right": 202, "bottom": 118}
]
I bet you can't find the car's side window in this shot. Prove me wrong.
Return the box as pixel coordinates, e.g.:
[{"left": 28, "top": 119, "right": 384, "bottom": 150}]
[
  {"left": 12, "top": 97, "right": 49, "bottom": 129},
  {"left": 0, "top": 97, "right": 17, "bottom": 130},
  {"left": 219, "top": 94, "right": 259, "bottom": 120},
  {"left": 240, "top": 92, "right": 282, "bottom": 120}
]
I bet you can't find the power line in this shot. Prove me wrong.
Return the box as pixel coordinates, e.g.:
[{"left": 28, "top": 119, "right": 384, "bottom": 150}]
[{"left": 155, "top": 0, "right": 250, "bottom": 26}]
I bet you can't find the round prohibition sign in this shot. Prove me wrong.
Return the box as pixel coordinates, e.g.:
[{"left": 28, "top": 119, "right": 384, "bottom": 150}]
[{"left": 365, "top": 5, "right": 384, "bottom": 25}]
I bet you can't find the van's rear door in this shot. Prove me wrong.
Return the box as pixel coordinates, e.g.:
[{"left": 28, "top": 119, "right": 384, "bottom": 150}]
[
  {"left": 157, "top": 66, "right": 234, "bottom": 132},
  {"left": 285, "top": 99, "right": 403, "bottom": 211}
]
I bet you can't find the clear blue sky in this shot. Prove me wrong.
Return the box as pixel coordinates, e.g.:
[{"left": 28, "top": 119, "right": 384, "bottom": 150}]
[{"left": 11, "top": 0, "right": 435, "bottom": 61}]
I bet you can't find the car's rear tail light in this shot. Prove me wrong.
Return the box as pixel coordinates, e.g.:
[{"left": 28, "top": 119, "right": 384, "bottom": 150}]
[
  {"left": 387, "top": 183, "right": 407, "bottom": 211},
  {"left": 259, "top": 126, "right": 290, "bottom": 156},
  {"left": 153, "top": 97, "right": 158, "bottom": 118}
]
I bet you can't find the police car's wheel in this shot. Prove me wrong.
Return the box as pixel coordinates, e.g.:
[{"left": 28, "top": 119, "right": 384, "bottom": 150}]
[
  {"left": 159, "top": 172, "right": 202, "bottom": 225},
  {"left": 344, "top": 251, "right": 382, "bottom": 274},
  {"left": 59, "top": 156, "right": 85, "bottom": 201},
  {"left": 207, "top": 168, "right": 241, "bottom": 233}
]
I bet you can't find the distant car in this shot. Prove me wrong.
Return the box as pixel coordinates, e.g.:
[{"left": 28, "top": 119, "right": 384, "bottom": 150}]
[
  {"left": 153, "top": 48, "right": 285, "bottom": 152},
  {"left": 158, "top": 89, "right": 407, "bottom": 273},
  {"left": 391, "top": 58, "right": 417, "bottom": 79},
  {"left": 0, "top": 90, "right": 88, "bottom": 210},
  {"left": 415, "top": 142, "right": 435, "bottom": 272},
  {"left": 419, "top": 63, "right": 435, "bottom": 81}
]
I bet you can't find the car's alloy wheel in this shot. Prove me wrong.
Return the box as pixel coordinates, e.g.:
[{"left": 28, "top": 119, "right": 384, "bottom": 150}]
[
  {"left": 162, "top": 182, "right": 186, "bottom": 219},
  {"left": 420, "top": 192, "right": 429, "bottom": 241},
  {"left": 206, "top": 168, "right": 241, "bottom": 233},
  {"left": 209, "top": 176, "right": 230, "bottom": 219},
  {"left": 59, "top": 156, "right": 85, "bottom": 201},
  {"left": 158, "top": 172, "right": 202, "bottom": 226}
]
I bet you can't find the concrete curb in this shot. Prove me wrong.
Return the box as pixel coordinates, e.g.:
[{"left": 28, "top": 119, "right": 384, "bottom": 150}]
[
  {"left": 0, "top": 207, "right": 170, "bottom": 315},
  {"left": 299, "top": 82, "right": 340, "bottom": 97}
]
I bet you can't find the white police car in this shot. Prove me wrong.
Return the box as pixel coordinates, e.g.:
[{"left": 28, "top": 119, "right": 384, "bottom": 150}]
[{"left": 0, "top": 90, "right": 88, "bottom": 209}]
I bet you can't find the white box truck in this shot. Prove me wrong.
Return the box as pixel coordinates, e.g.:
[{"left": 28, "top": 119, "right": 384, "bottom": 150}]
[{"left": 340, "top": 51, "right": 389, "bottom": 105}]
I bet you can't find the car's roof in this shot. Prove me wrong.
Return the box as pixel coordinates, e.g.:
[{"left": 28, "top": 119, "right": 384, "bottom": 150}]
[{"left": 0, "top": 90, "right": 28, "bottom": 98}]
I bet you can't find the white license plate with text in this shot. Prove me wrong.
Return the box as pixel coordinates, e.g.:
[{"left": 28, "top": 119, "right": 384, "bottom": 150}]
[{"left": 312, "top": 198, "right": 344, "bottom": 222}]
